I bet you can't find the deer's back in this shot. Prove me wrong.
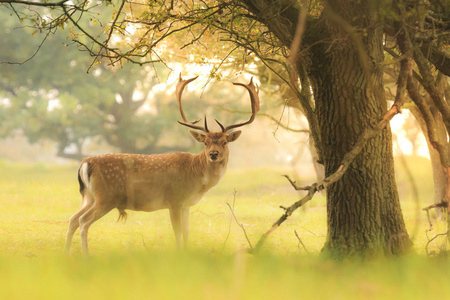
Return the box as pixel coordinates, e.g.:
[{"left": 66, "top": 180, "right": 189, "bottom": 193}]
[{"left": 79, "top": 153, "right": 208, "bottom": 211}]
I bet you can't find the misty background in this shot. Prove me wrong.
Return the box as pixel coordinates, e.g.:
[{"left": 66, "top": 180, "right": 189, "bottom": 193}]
[{"left": 0, "top": 9, "right": 427, "bottom": 185}]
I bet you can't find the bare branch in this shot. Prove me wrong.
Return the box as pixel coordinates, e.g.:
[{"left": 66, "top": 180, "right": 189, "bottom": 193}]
[
  {"left": 90, "top": 0, "right": 127, "bottom": 68},
  {"left": 0, "top": 0, "right": 69, "bottom": 7},
  {"left": 423, "top": 201, "right": 449, "bottom": 212},
  {"left": 282, "top": 175, "right": 312, "bottom": 191},
  {"left": 1, "top": 30, "right": 51, "bottom": 65},
  {"left": 294, "top": 230, "right": 309, "bottom": 254},
  {"left": 420, "top": 43, "right": 450, "bottom": 77},
  {"left": 225, "top": 191, "right": 253, "bottom": 250}
]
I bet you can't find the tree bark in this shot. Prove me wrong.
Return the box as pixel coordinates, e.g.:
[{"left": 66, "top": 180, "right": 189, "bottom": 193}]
[{"left": 305, "top": 1, "right": 411, "bottom": 258}]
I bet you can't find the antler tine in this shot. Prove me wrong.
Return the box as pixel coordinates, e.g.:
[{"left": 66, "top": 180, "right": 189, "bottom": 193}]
[
  {"left": 223, "top": 77, "right": 260, "bottom": 132},
  {"left": 215, "top": 119, "right": 225, "bottom": 132},
  {"left": 176, "top": 74, "right": 209, "bottom": 132},
  {"left": 204, "top": 117, "right": 209, "bottom": 132}
]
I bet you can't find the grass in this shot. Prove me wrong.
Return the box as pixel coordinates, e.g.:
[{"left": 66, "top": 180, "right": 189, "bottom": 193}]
[{"left": 0, "top": 157, "right": 449, "bottom": 299}]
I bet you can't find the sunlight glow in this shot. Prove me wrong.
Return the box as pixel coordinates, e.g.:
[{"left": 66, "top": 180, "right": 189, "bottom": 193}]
[
  {"left": 0, "top": 98, "right": 11, "bottom": 107},
  {"left": 111, "top": 34, "right": 122, "bottom": 45},
  {"left": 47, "top": 99, "right": 62, "bottom": 111},
  {"left": 390, "top": 113, "right": 404, "bottom": 132},
  {"left": 126, "top": 23, "right": 138, "bottom": 36},
  {"left": 166, "top": 63, "right": 259, "bottom": 89},
  {"left": 115, "top": 94, "right": 123, "bottom": 104},
  {"left": 390, "top": 111, "right": 430, "bottom": 159}
]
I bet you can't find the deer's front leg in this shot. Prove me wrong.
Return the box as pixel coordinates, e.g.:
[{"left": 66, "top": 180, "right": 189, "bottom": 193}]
[
  {"left": 169, "top": 207, "right": 182, "bottom": 249},
  {"left": 181, "top": 207, "right": 190, "bottom": 248}
]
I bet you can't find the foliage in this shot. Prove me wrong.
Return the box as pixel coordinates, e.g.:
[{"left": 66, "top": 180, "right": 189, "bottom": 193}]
[
  {"left": 0, "top": 10, "right": 201, "bottom": 158},
  {"left": 1, "top": 0, "right": 286, "bottom": 76},
  {"left": 0, "top": 8, "right": 278, "bottom": 159}
]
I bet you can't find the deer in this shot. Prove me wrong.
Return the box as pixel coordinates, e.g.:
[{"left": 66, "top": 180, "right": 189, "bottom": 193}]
[{"left": 64, "top": 74, "right": 260, "bottom": 255}]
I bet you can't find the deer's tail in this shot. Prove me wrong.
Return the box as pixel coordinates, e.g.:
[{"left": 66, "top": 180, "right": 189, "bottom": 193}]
[
  {"left": 77, "top": 162, "right": 92, "bottom": 196},
  {"left": 117, "top": 209, "right": 128, "bottom": 223}
]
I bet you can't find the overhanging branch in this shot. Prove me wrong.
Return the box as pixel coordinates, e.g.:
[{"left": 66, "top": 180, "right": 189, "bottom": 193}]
[{"left": 0, "top": 0, "right": 68, "bottom": 7}]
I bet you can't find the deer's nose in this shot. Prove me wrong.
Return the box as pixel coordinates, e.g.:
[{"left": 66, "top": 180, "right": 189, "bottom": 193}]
[{"left": 209, "top": 151, "right": 219, "bottom": 160}]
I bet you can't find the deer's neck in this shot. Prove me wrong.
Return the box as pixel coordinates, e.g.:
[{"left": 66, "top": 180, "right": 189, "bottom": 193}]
[{"left": 193, "top": 151, "right": 228, "bottom": 185}]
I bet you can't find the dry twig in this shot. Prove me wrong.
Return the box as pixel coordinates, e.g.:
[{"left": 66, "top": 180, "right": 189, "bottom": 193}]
[
  {"left": 294, "top": 230, "right": 309, "bottom": 254},
  {"left": 224, "top": 191, "right": 253, "bottom": 250}
]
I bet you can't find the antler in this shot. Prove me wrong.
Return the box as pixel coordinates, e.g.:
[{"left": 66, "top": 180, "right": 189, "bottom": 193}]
[
  {"left": 222, "top": 77, "right": 260, "bottom": 133},
  {"left": 176, "top": 75, "right": 260, "bottom": 133},
  {"left": 176, "top": 74, "right": 209, "bottom": 132}
]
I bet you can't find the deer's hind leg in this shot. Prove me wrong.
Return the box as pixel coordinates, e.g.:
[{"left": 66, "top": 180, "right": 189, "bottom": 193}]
[
  {"left": 64, "top": 194, "right": 95, "bottom": 254},
  {"left": 79, "top": 199, "right": 115, "bottom": 255}
]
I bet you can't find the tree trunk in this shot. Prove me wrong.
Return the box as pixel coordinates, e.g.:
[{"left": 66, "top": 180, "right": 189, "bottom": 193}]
[{"left": 306, "top": 1, "right": 411, "bottom": 258}]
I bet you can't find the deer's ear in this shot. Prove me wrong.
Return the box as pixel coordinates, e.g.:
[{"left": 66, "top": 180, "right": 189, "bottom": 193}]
[
  {"left": 227, "top": 130, "right": 242, "bottom": 142},
  {"left": 189, "top": 130, "right": 206, "bottom": 143}
]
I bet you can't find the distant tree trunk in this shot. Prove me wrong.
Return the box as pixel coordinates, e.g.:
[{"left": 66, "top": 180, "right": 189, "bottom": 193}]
[
  {"left": 411, "top": 107, "right": 447, "bottom": 219},
  {"left": 57, "top": 141, "right": 84, "bottom": 161},
  {"left": 309, "top": 138, "right": 325, "bottom": 182},
  {"left": 306, "top": 1, "right": 411, "bottom": 258}
]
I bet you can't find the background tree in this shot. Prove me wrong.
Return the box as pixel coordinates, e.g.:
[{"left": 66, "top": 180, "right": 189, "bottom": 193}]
[{"left": 0, "top": 10, "right": 203, "bottom": 159}]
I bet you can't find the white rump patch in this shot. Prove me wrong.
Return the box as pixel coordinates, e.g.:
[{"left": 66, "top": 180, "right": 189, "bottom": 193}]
[{"left": 80, "top": 162, "right": 90, "bottom": 190}]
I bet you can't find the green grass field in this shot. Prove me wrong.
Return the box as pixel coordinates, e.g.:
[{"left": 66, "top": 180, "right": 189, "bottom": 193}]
[{"left": 1, "top": 157, "right": 449, "bottom": 299}]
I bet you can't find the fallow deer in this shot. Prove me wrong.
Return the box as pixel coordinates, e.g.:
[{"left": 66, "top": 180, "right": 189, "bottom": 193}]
[{"left": 64, "top": 74, "right": 260, "bottom": 254}]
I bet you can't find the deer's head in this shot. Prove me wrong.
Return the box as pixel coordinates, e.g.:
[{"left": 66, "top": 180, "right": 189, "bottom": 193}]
[{"left": 176, "top": 74, "right": 260, "bottom": 163}]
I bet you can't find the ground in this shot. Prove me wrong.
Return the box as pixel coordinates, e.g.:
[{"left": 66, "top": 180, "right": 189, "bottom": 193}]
[{"left": 0, "top": 158, "right": 448, "bottom": 299}]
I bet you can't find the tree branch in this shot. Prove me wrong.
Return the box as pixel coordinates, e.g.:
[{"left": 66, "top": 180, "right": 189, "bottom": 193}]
[
  {"left": 420, "top": 43, "right": 450, "bottom": 77},
  {"left": 413, "top": 44, "right": 450, "bottom": 133},
  {"left": 0, "top": 0, "right": 69, "bottom": 7}
]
